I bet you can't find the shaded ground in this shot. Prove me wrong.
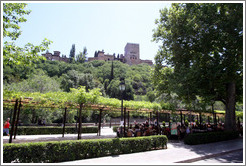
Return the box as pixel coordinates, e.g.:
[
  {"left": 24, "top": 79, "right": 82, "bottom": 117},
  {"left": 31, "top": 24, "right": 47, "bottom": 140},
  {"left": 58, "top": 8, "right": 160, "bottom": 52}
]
[{"left": 193, "top": 149, "right": 243, "bottom": 163}]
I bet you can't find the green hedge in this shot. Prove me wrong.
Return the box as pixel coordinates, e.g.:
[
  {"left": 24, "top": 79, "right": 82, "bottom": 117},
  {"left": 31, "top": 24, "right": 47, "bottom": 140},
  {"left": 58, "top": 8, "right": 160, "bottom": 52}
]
[
  {"left": 184, "top": 131, "right": 239, "bottom": 145},
  {"left": 3, "top": 135, "right": 168, "bottom": 163},
  {"left": 9, "top": 126, "right": 98, "bottom": 135}
]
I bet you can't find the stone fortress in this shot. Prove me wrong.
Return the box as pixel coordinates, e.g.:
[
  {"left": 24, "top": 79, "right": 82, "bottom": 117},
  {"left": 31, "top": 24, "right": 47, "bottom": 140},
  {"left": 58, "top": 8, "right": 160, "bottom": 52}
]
[
  {"left": 42, "top": 51, "right": 69, "bottom": 63},
  {"left": 88, "top": 43, "right": 153, "bottom": 65},
  {"left": 42, "top": 43, "right": 153, "bottom": 65}
]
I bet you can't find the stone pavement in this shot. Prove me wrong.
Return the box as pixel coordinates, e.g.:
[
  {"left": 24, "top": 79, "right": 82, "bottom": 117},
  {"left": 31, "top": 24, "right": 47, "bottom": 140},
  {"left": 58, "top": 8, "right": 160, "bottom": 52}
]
[
  {"left": 61, "top": 137, "right": 243, "bottom": 164},
  {"left": 3, "top": 127, "right": 244, "bottom": 164},
  {"left": 3, "top": 127, "right": 116, "bottom": 144}
]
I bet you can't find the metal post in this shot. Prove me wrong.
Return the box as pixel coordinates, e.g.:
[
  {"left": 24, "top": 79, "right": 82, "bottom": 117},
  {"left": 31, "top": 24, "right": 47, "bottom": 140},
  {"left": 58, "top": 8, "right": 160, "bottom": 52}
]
[
  {"left": 78, "top": 103, "right": 83, "bottom": 140},
  {"left": 62, "top": 107, "right": 67, "bottom": 137},
  {"left": 150, "top": 112, "right": 152, "bottom": 123},
  {"left": 127, "top": 111, "right": 130, "bottom": 129},
  {"left": 120, "top": 94, "right": 123, "bottom": 136},
  {"left": 76, "top": 109, "right": 78, "bottom": 130},
  {"left": 9, "top": 99, "right": 18, "bottom": 143},
  {"left": 98, "top": 109, "right": 102, "bottom": 136},
  {"left": 212, "top": 103, "right": 215, "bottom": 125},
  {"left": 124, "top": 107, "right": 126, "bottom": 137},
  {"left": 214, "top": 113, "right": 217, "bottom": 127},
  {"left": 180, "top": 111, "right": 183, "bottom": 126},
  {"left": 199, "top": 112, "right": 202, "bottom": 125},
  {"left": 14, "top": 99, "right": 22, "bottom": 139},
  {"left": 110, "top": 117, "right": 112, "bottom": 128},
  {"left": 157, "top": 110, "right": 159, "bottom": 135},
  {"left": 169, "top": 113, "right": 171, "bottom": 128}
]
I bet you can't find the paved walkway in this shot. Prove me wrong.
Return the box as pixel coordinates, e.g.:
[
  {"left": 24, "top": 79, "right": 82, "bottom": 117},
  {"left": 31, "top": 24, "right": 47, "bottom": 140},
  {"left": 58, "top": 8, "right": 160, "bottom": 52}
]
[
  {"left": 62, "top": 138, "right": 243, "bottom": 164},
  {"left": 3, "top": 127, "right": 244, "bottom": 164},
  {"left": 3, "top": 127, "right": 116, "bottom": 144}
]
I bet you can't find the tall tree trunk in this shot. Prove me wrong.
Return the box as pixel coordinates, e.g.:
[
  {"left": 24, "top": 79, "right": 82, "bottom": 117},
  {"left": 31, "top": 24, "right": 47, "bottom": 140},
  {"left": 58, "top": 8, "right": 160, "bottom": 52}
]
[{"left": 224, "top": 82, "right": 236, "bottom": 131}]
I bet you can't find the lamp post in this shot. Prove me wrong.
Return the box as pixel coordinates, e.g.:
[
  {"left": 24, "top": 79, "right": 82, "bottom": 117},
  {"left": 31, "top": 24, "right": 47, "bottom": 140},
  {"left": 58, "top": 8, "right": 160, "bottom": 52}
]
[{"left": 119, "top": 79, "right": 125, "bottom": 136}]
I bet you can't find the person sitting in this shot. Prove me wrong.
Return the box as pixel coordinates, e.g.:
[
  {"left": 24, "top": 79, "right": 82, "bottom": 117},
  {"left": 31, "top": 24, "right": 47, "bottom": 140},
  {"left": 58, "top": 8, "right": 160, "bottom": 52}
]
[
  {"left": 164, "top": 126, "right": 171, "bottom": 138},
  {"left": 140, "top": 124, "right": 145, "bottom": 135},
  {"left": 134, "top": 123, "right": 141, "bottom": 136},
  {"left": 154, "top": 119, "right": 158, "bottom": 126},
  {"left": 144, "top": 120, "right": 149, "bottom": 128},
  {"left": 144, "top": 128, "right": 151, "bottom": 136},
  {"left": 128, "top": 124, "right": 134, "bottom": 134},
  {"left": 180, "top": 125, "right": 186, "bottom": 139},
  {"left": 186, "top": 126, "right": 191, "bottom": 135}
]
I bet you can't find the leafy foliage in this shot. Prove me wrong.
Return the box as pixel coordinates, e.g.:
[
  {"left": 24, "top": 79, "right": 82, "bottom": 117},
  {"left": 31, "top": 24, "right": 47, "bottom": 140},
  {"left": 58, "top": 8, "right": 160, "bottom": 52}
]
[
  {"left": 76, "top": 47, "right": 87, "bottom": 63},
  {"left": 184, "top": 131, "right": 239, "bottom": 145},
  {"left": 4, "top": 59, "right": 155, "bottom": 101},
  {"left": 69, "top": 44, "right": 75, "bottom": 63},
  {"left": 3, "top": 3, "right": 52, "bottom": 66},
  {"left": 3, "top": 135, "right": 168, "bottom": 163},
  {"left": 3, "top": 3, "right": 30, "bottom": 40},
  {"left": 153, "top": 3, "right": 243, "bottom": 130},
  {"left": 5, "top": 69, "right": 61, "bottom": 93}
]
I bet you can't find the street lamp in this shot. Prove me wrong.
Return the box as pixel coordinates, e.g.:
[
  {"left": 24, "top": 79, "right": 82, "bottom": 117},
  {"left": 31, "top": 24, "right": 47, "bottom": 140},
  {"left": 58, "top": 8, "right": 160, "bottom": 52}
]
[{"left": 119, "top": 79, "right": 125, "bottom": 136}]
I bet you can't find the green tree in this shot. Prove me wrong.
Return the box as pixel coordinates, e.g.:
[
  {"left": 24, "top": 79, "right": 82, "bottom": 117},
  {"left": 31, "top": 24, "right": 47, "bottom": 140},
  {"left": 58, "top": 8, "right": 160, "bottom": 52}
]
[
  {"left": 76, "top": 47, "right": 87, "bottom": 63},
  {"left": 5, "top": 69, "right": 61, "bottom": 93},
  {"left": 94, "top": 51, "right": 98, "bottom": 57},
  {"left": 69, "top": 44, "right": 76, "bottom": 63},
  {"left": 3, "top": 3, "right": 52, "bottom": 66},
  {"left": 3, "top": 3, "right": 30, "bottom": 40},
  {"left": 110, "top": 60, "right": 114, "bottom": 82},
  {"left": 153, "top": 3, "right": 243, "bottom": 130},
  {"left": 60, "top": 70, "right": 97, "bottom": 92},
  {"left": 69, "top": 86, "right": 101, "bottom": 139}
]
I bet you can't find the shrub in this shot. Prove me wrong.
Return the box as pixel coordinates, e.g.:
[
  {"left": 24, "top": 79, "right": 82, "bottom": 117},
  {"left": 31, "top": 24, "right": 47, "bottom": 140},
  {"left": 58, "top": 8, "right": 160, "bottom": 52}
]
[
  {"left": 12, "top": 126, "right": 98, "bottom": 135},
  {"left": 184, "top": 131, "right": 239, "bottom": 145},
  {"left": 3, "top": 135, "right": 168, "bottom": 163}
]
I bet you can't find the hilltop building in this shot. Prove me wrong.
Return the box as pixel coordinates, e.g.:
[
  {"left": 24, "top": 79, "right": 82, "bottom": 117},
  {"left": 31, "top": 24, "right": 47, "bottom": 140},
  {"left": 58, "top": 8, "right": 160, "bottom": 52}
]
[
  {"left": 88, "top": 50, "right": 124, "bottom": 62},
  {"left": 88, "top": 43, "right": 153, "bottom": 65},
  {"left": 42, "top": 51, "right": 69, "bottom": 63},
  {"left": 42, "top": 43, "right": 153, "bottom": 65}
]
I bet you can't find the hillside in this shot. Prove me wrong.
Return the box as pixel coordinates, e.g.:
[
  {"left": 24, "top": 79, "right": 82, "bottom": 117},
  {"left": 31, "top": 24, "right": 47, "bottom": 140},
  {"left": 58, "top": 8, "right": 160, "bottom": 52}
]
[{"left": 3, "top": 60, "right": 156, "bottom": 102}]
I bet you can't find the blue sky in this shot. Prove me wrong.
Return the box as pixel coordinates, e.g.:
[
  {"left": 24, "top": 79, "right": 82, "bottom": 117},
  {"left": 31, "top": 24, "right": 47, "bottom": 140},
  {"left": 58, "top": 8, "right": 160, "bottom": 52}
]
[{"left": 9, "top": 2, "right": 171, "bottom": 63}]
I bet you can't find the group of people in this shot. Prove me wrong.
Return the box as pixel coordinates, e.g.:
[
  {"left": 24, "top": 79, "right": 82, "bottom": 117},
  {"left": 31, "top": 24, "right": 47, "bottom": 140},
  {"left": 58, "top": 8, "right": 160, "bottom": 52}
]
[
  {"left": 162, "top": 122, "right": 227, "bottom": 139},
  {"left": 115, "top": 118, "right": 234, "bottom": 139},
  {"left": 117, "top": 119, "right": 161, "bottom": 137}
]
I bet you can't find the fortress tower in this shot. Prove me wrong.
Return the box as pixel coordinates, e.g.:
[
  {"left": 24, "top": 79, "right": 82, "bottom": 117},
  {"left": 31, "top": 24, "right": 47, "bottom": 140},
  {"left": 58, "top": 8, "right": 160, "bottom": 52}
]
[
  {"left": 88, "top": 42, "right": 153, "bottom": 65},
  {"left": 124, "top": 43, "right": 140, "bottom": 65}
]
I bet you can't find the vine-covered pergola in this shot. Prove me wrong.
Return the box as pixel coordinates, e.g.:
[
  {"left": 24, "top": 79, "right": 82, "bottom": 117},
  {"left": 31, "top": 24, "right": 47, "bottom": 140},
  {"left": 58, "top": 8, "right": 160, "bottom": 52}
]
[{"left": 3, "top": 87, "right": 226, "bottom": 143}]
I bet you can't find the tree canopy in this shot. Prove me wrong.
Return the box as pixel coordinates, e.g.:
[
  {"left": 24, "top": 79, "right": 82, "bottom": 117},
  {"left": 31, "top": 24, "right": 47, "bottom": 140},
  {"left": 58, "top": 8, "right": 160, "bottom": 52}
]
[
  {"left": 3, "top": 3, "right": 52, "bottom": 66},
  {"left": 153, "top": 3, "right": 243, "bottom": 130}
]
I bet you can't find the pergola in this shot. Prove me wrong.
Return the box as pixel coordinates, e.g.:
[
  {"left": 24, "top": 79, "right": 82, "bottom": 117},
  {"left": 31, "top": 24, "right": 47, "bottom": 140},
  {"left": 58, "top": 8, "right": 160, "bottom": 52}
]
[{"left": 3, "top": 98, "right": 225, "bottom": 143}]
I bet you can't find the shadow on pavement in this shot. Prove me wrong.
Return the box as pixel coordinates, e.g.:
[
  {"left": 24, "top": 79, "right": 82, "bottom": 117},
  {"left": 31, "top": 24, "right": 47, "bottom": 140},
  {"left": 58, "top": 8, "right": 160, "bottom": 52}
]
[{"left": 168, "top": 137, "right": 243, "bottom": 162}]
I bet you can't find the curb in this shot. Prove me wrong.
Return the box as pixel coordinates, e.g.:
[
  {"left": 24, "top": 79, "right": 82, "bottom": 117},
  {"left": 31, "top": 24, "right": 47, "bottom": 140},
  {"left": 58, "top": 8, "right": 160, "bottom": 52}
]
[{"left": 175, "top": 148, "right": 243, "bottom": 163}]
